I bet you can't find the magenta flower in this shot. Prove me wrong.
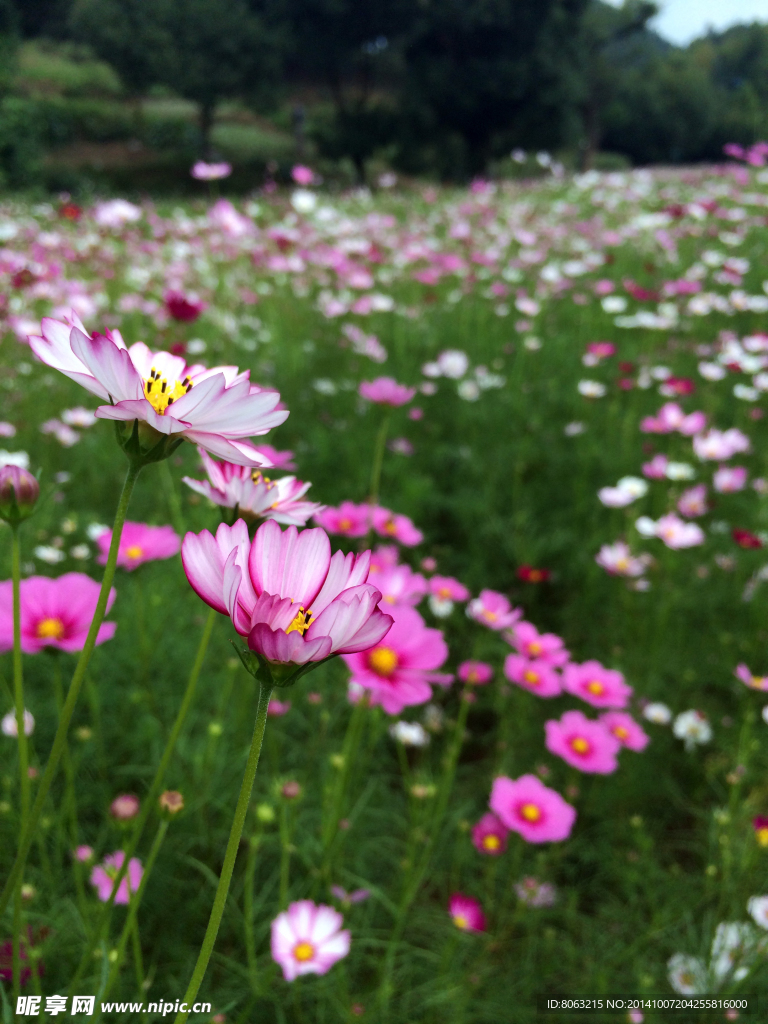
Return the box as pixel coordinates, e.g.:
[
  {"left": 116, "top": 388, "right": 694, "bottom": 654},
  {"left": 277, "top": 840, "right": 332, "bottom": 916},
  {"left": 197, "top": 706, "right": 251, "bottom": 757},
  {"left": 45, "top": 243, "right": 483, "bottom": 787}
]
[
  {"left": 268, "top": 697, "right": 292, "bottom": 716},
  {"left": 0, "top": 574, "right": 116, "bottom": 654},
  {"left": 182, "top": 519, "right": 392, "bottom": 668},
  {"left": 561, "top": 661, "right": 632, "bottom": 708},
  {"left": 271, "top": 900, "right": 350, "bottom": 981},
  {"left": 291, "top": 165, "right": 315, "bottom": 186},
  {"left": 371, "top": 563, "right": 428, "bottom": 608},
  {"left": 490, "top": 774, "right": 576, "bottom": 843},
  {"left": 508, "top": 621, "right": 569, "bottom": 666},
  {"left": 371, "top": 506, "right": 423, "bottom": 546},
  {"left": 466, "top": 589, "right": 521, "bottom": 631},
  {"left": 28, "top": 314, "right": 287, "bottom": 466},
  {"left": 314, "top": 502, "right": 371, "bottom": 538},
  {"left": 504, "top": 654, "right": 562, "bottom": 698},
  {"left": 449, "top": 893, "right": 486, "bottom": 933},
  {"left": 90, "top": 851, "right": 143, "bottom": 904},
  {"left": 642, "top": 454, "right": 668, "bottom": 479},
  {"left": 599, "top": 712, "right": 650, "bottom": 751},
  {"left": 735, "top": 663, "right": 768, "bottom": 691},
  {"left": 545, "top": 710, "right": 620, "bottom": 774},
  {"left": 182, "top": 449, "right": 323, "bottom": 527},
  {"left": 471, "top": 812, "right": 509, "bottom": 855},
  {"left": 458, "top": 660, "right": 493, "bottom": 685},
  {"left": 358, "top": 377, "right": 416, "bottom": 407},
  {"left": 595, "top": 541, "right": 649, "bottom": 577},
  {"left": 343, "top": 605, "right": 451, "bottom": 715},
  {"left": 96, "top": 521, "right": 180, "bottom": 570}
]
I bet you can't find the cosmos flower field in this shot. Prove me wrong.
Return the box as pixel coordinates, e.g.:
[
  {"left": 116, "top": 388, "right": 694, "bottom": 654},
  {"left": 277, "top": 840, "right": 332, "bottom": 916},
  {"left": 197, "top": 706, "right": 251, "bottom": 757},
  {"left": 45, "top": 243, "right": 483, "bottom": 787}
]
[{"left": 3, "top": 158, "right": 768, "bottom": 1022}]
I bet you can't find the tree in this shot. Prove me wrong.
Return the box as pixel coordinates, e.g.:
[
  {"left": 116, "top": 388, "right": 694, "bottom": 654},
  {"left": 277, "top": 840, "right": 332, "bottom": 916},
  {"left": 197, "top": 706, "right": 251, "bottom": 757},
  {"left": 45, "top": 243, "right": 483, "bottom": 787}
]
[
  {"left": 397, "top": 0, "right": 589, "bottom": 179},
  {"left": 575, "top": 0, "right": 660, "bottom": 169},
  {"left": 71, "top": 0, "right": 280, "bottom": 156}
]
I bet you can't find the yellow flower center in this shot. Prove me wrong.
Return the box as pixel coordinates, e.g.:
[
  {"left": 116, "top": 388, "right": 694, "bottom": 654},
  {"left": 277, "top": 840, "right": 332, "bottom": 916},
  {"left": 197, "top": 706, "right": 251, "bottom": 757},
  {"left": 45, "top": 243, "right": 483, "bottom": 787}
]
[
  {"left": 143, "top": 368, "right": 193, "bottom": 415},
  {"left": 614, "top": 726, "right": 629, "bottom": 740},
  {"left": 383, "top": 519, "right": 397, "bottom": 535},
  {"left": 453, "top": 914, "right": 469, "bottom": 930},
  {"left": 467, "top": 670, "right": 479, "bottom": 683},
  {"left": 286, "top": 607, "right": 313, "bottom": 636},
  {"left": 438, "top": 587, "right": 451, "bottom": 598},
  {"left": 482, "top": 834, "right": 501, "bottom": 851},
  {"left": 482, "top": 610, "right": 497, "bottom": 622},
  {"left": 369, "top": 646, "right": 398, "bottom": 676},
  {"left": 250, "top": 470, "right": 274, "bottom": 489},
  {"left": 528, "top": 570, "right": 543, "bottom": 582},
  {"left": 339, "top": 517, "right": 352, "bottom": 531},
  {"left": 520, "top": 803, "right": 541, "bottom": 822},
  {"left": 124, "top": 545, "right": 144, "bottom": 560},
  {"left": 36, "top": 617, "right": 65, "bottom": 640},
  {"left": 527, "top": 641, "right": 542, "bottom": 655},
  {"left": 757, "top": 827, "right": 768, "bottom": 847},
  {"left": 293, "top": 941, "right": 315, "bottom": 962},
  {"left": 752, "top": 676, "right": 766, "bottom": 689},
  {"left": 571, "top": 737, "right": 590, "bottom": 755},
  {"left": 523, "top": 670, "right": 540, "bottom": 685},
  {"left": 586, "top": 681, "right": 604, "bottom": 695},
  {"left": 616, "top": 557, "right": 629, "bottom": 571}
]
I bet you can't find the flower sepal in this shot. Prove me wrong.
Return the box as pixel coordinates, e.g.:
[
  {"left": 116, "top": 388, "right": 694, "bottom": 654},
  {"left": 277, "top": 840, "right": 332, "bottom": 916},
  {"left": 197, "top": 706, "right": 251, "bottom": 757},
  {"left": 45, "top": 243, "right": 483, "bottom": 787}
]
[
  {"left": 115, "top": 418, "right": 184, "bottom": 468},
  {"left": 230, "top": 640, "right": 335, "bottom": 689},
  {"left": 0, "top": 465, "right": 40, "bottom": 527}
]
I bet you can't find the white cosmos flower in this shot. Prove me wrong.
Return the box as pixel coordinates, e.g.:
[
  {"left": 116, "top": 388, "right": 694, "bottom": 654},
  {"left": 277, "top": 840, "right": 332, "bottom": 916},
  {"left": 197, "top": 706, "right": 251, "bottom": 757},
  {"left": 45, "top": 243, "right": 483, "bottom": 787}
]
[
  {"left": 578, "top": 380, "right": 606, "bottom": 398},
  {"left": 389, "top": 721, "right": 430, "bottom": 747},
  {"left": 667, "top": 953, "right": 707, "bottom": 995}
]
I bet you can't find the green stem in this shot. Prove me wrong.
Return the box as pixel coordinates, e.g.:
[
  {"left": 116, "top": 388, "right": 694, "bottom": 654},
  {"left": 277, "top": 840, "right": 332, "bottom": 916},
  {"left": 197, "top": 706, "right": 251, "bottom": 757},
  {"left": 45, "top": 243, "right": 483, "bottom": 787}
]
[
  {"left": 279, "top": 800, "right": 291, "bottom": 909},
  {"left": 10, "top": 524, "right": 27, "bottom": 1006},
  {"left": 368, "top": 413, "right": 390, "bottom": 507},
  {"left": 160, "top": 459, "right": 186, "bottom": 537},
  {"left": 52, "top": 658, "right": 87, "bottom": 919},
  {"left": 243, "top": 835, "right": 260, "bottom": 993},
  {"left": 97, "top": 821, "right": 169, "bottom": 1014},
  {"left": 0, "top": 462, "right": 140, "bottom": 923},
  {"left": 69, "top": 606, "right": 216, "bottom": 995},
  {"left": 131, "top": 916, "right": 145, "bottom": 1002},
  {"left": 175, "top": 680, "right": 273, "bottom": 1024}
]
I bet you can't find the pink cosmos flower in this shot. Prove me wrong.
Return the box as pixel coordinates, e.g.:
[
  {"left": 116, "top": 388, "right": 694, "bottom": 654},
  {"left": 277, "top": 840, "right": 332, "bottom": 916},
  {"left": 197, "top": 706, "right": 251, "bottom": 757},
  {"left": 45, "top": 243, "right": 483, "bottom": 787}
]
[
  {"left": 314, "top": 501, "right": 372, "bottom": 538},
  {"left": 182, "top": 519, "right": 392, "bottom": 667},
  {"left": 504, "top": 655, "right": 562, "bottom": 698},
  {"left": 642, "top": 454, "right": 668, "bottom": 479},
  {"left": 508, "top": 621, "right": 569, "bottom": 666},
  {"left": 467, "top": 589, "right": 522, "bottom": 631},
  {"left": 428, "top": 575, "right": 470, "bottom": 602},
  {"left": 191, "top": 161, "right": 232, "bottom": 181},
  {"left": 268, "top": 697, "right": 292, "bottom": 716},
  {"left": 448, "top": 893, "right": 486, "bottom": 933},
  {"left": 253, "top": 445, "right": 296, "bottom": 471},
  {"left": 291, "top": 165, "right": 315, "bottom": 186},
  {"left": 28, "top": 314, "right": 287, "bottom": 466},
  {"left": 734, "top": 663, "right": 768, "bottom": 691},
  {"left": 271, "top": 900, "right": 350, "bottom": 981},
  {"left": 561, "top": 661, "right": 632, "bottom": 708},
  {"left": 489, "top": 774, "right": 576, "bottom": 843},
  {"left": 713, "top": 465, "right": 747, "bottom": 493},
  {"left": 110, "top": 794, "right": 140, "bottom": 820},
  {"left": 693, "top": 428, "right": 751, "bottom": 461},
  {"left": 371, "top": 507, "right": 423, "bottom": 546},
  {"left": 677, "top": 484, "right": 708, "bottom": 518},
  {"left": 545, "top": 710, "right": 620, "bottom": 774},
  {"left": 90, "top": 851, "right": 143, "bottom": 904},
  {"left": 343, "top": 605, "right": 451, "bottom": 715},
  {"left": 587, "top": 342, "right": 616, "bottom": 358},
  {"left": 372, "top": 563, "right": 428, "bottom": 608},
  {"left": 595, "top": 541, "right": 649, "bottom": 577},
  {"left": 471, "top": 812, "right": 509, "bottom": 855},
  {"left": 599, "top": 711, "right": 650, "bottom": 751},
  {"left": 458, "top": 660, "right": 493, "bottom": 685},
  {"left": 654, "top": 514, "right": 705, "bottom": 549},
  {"left": 182, "top": 449, "right": 323, "bottom": 526},
  {"left": 640, "top": 403, "right": 706, "bottom": 436},
  {"left": 370, "top": 545, "right": 401, "bottom": 572},
  {"left": 96, "top": 521, "right": 180, "bottom": 570},
  {"left": 514, "top": 877, "right": 558, "bottom": 907},
  {"left": 358, "top": 378, "right": 416, "bottom": 407},
  {"left": 74, "top": 845, "right": 94, "bottom": 863},
  {"left": 0, "top": 574, "right": 116, "bottom": 653}
]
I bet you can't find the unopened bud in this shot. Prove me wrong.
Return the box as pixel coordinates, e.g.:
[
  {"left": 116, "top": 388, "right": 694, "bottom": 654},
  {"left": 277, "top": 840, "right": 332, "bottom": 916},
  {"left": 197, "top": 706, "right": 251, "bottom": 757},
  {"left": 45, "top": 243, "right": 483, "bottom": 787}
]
[
  {"left": 280, "top": 780, "right": 302, "bottom": 800},
  {"left": 159, "top": 790, "right": 185, "bottom": 815},
  {"left": 0, "top": 465, "right": 39, "bottom": 525}
]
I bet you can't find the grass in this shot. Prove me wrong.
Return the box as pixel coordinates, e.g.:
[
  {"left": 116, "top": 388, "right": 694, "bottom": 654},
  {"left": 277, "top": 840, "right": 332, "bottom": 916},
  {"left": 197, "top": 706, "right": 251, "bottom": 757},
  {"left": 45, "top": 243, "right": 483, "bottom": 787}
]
[{"left": 1, "top": 167, "right": 768, "bottom": 1022}]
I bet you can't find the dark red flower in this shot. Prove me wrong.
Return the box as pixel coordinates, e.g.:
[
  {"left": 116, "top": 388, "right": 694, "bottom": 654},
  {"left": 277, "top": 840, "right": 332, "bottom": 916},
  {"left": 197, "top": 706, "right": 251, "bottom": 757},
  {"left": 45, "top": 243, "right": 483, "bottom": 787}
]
[
  {"left": 663, "top": 376, "right": 695, "bottom": 395},
  {"left": 619, "top": 361, "right": 635, "bottom": 373},
  {"left": 733, "top": 529, "right": 762, "bottom": 549},
  {"left": 517, "top": 564, "right": 551, "bottom": 583},
  {"left": 0, "top": 929, "right": 44, "bottom": 985},
  {"left": 11, "top": 269, "right": 36, "bottom": 289},
  {"left": 59, "top": 203, "right": 83, "bottom": 221},
  {"left": 164, "top": 292, "right": 206, "bottom": 323}
]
